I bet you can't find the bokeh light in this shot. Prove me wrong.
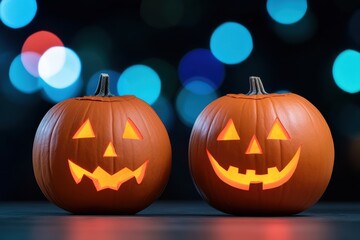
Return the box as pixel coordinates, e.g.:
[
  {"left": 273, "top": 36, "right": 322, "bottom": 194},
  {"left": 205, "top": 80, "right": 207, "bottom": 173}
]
[
  {"left": 175, "top": 87, "right": 218, "bottom": 127},
  {"left": 140, "top": 0, "right": 184, "bottom": 28},
  {"left": 86, "top": 70, "right": 120, "bottom": 96},
  {"left": 41, "top": 77, "right": 83, "bottom": 103},
  {"left": 210, "top": 22, "right": 253, "bottom": 64},
  {"left": 178, "top": 48, "right": 225, "bottom": 93},
  {"left": 38, "top": 46, "right": 82, "bottom": 89},
  {"left": 142, "top": 58, "right": 178, "bottom": 98},
  {"left": 183, "top": 78, "right": 217, "bottom": 95},
  {"left": 0, "top": 51, "right": 40, "bottom": 105},
  {"left": 9, "top": 53, "right": 41, "bottom": 94},
  {"left": 0, "top": 0, "right": 37, "bottom": 29},
  {"left": 348, "top": 9, "right": 360, "bottom": 46},
  {"left": 332, "top": 49, "right": 360, "bottom": 93},
  {"left": 21, "top": 31, "right": 63, "bottom": 77},
  {"left": 266, "top": 0, "right": 308, "bottom": 25},
  {"left": 117, "top": 64, "right": 161, "bottom": 105},
  {"left": 151, "top": 95, "right": 175, "bottom": 130},
  {"left": 272, "top": 9, "right": 317, "bottom": 44}
]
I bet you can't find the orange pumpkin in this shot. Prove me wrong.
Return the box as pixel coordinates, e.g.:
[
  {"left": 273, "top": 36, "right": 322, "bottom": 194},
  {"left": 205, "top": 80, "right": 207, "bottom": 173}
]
[
  {"left": 33, "top": 74, "right": 171, "bottom": 214},
  {"left": 189, "top": 76, "right": 334, "bottom": 215}
]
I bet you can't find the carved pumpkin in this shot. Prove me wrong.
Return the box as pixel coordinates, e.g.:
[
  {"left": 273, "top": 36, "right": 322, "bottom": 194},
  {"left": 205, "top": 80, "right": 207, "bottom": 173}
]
[
  {"left": 189, "top": 76, "right": 334, "bottom": 215},
  {"left": 33, "top": 74, "right": 171, "bottom": 214}
]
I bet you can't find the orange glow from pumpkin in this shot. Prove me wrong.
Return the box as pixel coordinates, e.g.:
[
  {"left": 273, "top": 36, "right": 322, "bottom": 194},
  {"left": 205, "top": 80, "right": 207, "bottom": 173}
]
[
  {"left": 103, "top": 142, "right": 117, "bottom": 157},
  {"left": 217, "top": 119, "right": 240, "bottom": 141},
  {"left": 267, "top": 117, "right": 290, "bottom": 140},
  {"left": 245, "top": 135, "right": 263, "bottom": 154},
  {"left": 206, "top": 146, "right": 301, "bottom": 190},
  {"left": 72, "top": 119, "right": 96, "bottom": 139},
  {"left": 68, "top": 160, "right": 149, "bottom": 191},
  {"left": 123, "top": 119, "right": 143, "bottom": 140}
]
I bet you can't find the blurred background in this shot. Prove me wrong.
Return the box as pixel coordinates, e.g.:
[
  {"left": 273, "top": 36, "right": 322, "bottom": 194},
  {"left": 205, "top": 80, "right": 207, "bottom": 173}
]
[{"left": 1, "top": 0, "right": 360, "bottom": 202}]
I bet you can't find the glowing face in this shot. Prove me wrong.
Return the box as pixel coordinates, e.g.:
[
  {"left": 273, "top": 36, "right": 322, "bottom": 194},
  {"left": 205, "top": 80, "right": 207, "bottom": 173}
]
[
  {"left": 69, "top": 118, "right": 148, "bottom": 191},
  {"left": 207, "top": 117, "right": 301, "bottom": 190}
]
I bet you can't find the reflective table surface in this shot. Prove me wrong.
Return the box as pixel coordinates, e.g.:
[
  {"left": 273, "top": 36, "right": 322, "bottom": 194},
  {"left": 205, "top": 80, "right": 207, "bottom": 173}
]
[{"left": 1, "top": 201, "right": 359, "bottom": 240}]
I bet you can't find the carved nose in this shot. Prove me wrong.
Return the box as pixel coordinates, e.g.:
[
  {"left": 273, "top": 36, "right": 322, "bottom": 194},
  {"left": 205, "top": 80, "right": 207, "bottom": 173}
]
[
  {"left": 103, "top": 142, "right": 118, "bottom": 157},
  {"left": 245, "top": 135, "right": 263, "bottom": 154}
]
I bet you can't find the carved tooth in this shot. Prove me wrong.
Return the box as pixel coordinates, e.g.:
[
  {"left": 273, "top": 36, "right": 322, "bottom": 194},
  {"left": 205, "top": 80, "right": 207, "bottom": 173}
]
[
  {"left": 246, "top": 169, "right": 256, "bottom": 178},
  {"left": 267, "top": 166, "right": 279, "bottom": 176},
  {"left": 228, "top": 166, "right": 239, "bottom": 175}
]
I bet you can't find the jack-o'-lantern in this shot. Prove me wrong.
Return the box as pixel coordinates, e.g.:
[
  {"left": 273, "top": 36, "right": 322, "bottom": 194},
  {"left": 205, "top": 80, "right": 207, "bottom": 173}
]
[
  {"left": 33, "top": 74, "right": 171, "bottom": 214},
  {"left": 189, "top": 76, "right": 334, "bottom": 215}
]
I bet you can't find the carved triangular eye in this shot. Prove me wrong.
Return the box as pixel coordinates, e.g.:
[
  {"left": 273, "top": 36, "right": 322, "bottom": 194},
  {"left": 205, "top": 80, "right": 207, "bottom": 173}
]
[
  {"left": 267, "top": 117, "right": 290, "bottom": 140},
  {"left": 73, "top": 119, "right": 95, "bottom": 139},
  {"left": 217, "top": 119, "right": 240, "bottom": 141},
  {"left": 123, "top": 118, "right": 143, "bottom": 140}
]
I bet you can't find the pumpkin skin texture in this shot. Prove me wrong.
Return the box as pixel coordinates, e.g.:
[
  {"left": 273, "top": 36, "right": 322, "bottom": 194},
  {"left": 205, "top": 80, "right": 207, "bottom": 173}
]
[
  {"left": 33, "top": 74, "right": 171, "bottom": 214},
  {"left": 189, "top": 77, "right": 334, "bottom": 215}
]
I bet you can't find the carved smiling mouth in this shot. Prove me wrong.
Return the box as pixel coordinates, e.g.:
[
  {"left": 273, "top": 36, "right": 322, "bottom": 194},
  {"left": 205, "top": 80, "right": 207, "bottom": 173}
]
[
  {"left": 68, "top": 160, "right": 149, "bottom": 191},
  {"left": 206, "top": 146, "right": 301, "bottom": 190}
]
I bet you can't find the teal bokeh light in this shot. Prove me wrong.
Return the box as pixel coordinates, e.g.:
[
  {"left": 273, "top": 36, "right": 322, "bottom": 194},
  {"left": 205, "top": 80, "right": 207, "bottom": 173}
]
[
  {"left": 152, "top": 95, "right": 175, "bottom": 130},
  {"left": 41, "top": 77, "right": 83, "bottom": 103},
  {"left": 273, "top": 10, "right": 316, "bottom": 44},
  {"left": 210, "top": 22, "right": 253, "bottom": 64},
  {"left": 183, "top": 78, "right": 217, "bottom": 95},
  {"left": 266, "top": 0, "right": 307, "bottom": 25},
  {"left": 332, "top": 49, "right": 360, "bottom": 94},
  {"left": 176, "top": 87, "right": 218, "bottom": 127},
  {"left": 117, "top": 64, "right": 161, "bottom": 105},
  {"left": 9, "top": 53, "right": 41, "bottom": 94},
  {"left": 0, "top": 0, "right": 37, "bottom": 29}
]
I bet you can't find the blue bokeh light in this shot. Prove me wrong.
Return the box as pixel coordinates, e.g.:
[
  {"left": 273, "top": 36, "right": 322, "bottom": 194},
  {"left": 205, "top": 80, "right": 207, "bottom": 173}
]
[
  {"left": 20, "top": 51, "right": 41, "bottom": 77},
  {"left": 117, "top": 64, "right": 161, "bottom": 104},
  {"left": 86, "top": 70, "right": 120, "bottom": 96},
  {"left": 0, "top": 0, "right": 37, "bottom": 29},
  {"left": 183, "top": 77, "right": 217, "bottom": 95},
  {"left": 38, "top": 47, "right": 82, "bottom": 89},
  {"left": 273, "top": 9, "right": 317, "bottom": 44},
  {"left": 9, "top": 53, "right": 41, "bottom": 94},
  {"left": 1, "top": 51, "right": 40, "bottom": 105},
  {"left": 332, "top": 49, "right": 360, "bottom": 94},
  {"left": 348, "top": 9, "right": 360, "bottom": 46},
  {"left": 175, "top": 87, "right": 218, "bottom": 127},
  {"left": 151, "top": 95, "right": 175, "bottom": 130},
  {"left": 210, "top": 22, "right": 253, "bottom": 64},
  {"left": 266, "top": 0, "right": 307, "bottom": 25},
  {"left": 142, "top": 58, "right": 178, "bottom": 98},
  {"left": 178, "top": 48, "right": 225, "bottom": 92},
  {"left": 41, "top": 77, "right": 83, "bottom": 103}
]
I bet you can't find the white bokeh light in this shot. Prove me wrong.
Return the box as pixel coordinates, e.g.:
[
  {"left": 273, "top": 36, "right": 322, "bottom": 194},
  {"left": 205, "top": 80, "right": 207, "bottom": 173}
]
[{"left": 38, "top": 46, "right": 81, "bottom": 89}]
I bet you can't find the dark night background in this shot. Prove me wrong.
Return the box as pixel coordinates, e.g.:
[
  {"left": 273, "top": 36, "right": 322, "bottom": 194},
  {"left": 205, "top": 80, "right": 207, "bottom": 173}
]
[{"left": 1, "top": 0, "right": 360, "bottom": 202}]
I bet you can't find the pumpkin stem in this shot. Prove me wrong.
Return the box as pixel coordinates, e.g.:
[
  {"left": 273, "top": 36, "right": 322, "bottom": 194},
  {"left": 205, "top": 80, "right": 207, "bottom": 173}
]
[
  {"left": 94, "top": 73, "right": 114, "bottom": 97},
  {"left": 246, "top": 76, "right": 268, "bottom": 95}
]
